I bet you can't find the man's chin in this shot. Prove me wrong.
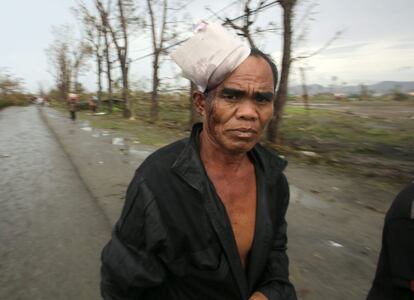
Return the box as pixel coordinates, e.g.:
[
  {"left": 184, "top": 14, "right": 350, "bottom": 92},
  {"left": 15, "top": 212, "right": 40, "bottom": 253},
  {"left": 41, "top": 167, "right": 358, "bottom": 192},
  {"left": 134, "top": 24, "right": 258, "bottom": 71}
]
[{"left": 224, "top": 139, "right": 257, "bottom": 154}]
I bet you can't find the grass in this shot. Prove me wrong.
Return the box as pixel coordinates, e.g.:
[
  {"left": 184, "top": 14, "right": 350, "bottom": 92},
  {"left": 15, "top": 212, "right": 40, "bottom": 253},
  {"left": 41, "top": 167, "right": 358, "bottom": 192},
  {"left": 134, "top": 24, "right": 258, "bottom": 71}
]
[
  {"left": 282, "top": 106, "right": 413, "bottom": 157},
  {"left": 280, "top": 104, "right": 413, "bottom": 182},
  {"left": 52, "top": 95, "right": 414, "bottom": 183}
]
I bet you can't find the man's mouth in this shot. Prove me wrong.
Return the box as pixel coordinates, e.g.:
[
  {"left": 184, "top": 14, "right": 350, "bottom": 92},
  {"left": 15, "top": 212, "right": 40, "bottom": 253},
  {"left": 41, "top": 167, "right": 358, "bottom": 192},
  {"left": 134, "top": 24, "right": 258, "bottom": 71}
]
[{"left": 228, "top": 128, "right": 258, "bottom": 138}]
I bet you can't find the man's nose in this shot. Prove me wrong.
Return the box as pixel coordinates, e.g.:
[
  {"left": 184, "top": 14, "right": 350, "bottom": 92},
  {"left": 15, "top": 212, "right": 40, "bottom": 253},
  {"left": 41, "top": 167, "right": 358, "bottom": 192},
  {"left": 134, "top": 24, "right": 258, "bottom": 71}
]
[{"left": 235, "top": 99, "right": 258, "bottom": 120}]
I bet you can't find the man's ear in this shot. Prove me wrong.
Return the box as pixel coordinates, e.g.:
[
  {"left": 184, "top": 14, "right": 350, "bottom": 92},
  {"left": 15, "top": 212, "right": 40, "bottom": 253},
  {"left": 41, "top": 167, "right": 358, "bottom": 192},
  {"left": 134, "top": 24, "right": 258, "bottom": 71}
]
[{"left": 193, "top": 91, "right": 206, "bottom": 116}]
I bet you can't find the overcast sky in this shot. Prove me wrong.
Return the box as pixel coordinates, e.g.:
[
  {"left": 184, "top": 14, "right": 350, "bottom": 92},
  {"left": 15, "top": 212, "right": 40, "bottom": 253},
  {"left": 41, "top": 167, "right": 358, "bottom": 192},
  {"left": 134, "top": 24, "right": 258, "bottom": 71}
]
[{"left": 1, "top": 0, "right": 413, "bottom": 93}]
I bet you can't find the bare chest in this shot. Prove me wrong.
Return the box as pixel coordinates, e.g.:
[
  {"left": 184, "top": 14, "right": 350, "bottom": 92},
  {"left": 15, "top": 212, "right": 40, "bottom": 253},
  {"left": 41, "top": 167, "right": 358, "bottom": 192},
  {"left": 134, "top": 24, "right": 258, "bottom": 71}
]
[{"left": 212, "top": 176, "right": 257, "bottom": 267}]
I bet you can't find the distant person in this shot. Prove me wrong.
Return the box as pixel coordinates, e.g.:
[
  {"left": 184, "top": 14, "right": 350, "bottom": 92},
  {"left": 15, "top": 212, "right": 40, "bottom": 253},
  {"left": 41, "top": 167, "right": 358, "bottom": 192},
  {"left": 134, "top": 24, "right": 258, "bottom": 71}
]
[
  {"left": 100, "top": 22, "right": 296, "bottom": 300},
  {"left": 36, "top": 97, "right": 44, "bottom": 106},
  {"left": 67, "top": 93, "right": 78, "bottom": 121},
  {"left": 367, "top": 182, "right": 414, "bottom": 300},
  {"left": 88, "top": 96, "right": 97, "bottom": 113}
]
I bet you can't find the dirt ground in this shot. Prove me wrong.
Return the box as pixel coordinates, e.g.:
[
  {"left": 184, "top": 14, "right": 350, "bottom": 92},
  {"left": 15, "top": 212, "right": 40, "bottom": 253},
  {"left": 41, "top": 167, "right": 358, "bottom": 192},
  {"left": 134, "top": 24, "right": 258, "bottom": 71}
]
[
  {"left": 36, "top": 104, "right": 413, "bottom": 299},
  {"left": 283, "top": 101, "right": 414, "bottom": 186}
]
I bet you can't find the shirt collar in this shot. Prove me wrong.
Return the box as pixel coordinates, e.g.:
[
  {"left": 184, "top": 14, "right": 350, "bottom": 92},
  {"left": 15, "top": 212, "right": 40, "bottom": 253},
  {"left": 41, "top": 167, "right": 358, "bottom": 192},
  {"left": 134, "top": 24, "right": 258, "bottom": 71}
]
[{"left": 171, "top": 122, "right": 287, "bottom": 191}]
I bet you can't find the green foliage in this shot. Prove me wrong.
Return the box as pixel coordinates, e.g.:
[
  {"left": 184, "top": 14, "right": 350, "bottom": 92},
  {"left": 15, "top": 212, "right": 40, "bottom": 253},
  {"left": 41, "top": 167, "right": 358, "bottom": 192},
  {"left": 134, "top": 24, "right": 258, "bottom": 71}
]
[
  {"left": 0, "top": 71, "right": 28, "bottom": 109},
  {"left": 131, "top": 90, "right": 191, "bottom": 129},
  {"left": 392, "top": 90, "right": 409, "bottom": 101}
]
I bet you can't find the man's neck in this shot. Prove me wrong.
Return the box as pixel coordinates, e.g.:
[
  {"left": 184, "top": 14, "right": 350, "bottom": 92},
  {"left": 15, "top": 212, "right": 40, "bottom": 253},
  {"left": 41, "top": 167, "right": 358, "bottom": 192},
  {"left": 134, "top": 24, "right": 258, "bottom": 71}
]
[{"left": 199, "top": 131, "right": 251, "bottom": 173}]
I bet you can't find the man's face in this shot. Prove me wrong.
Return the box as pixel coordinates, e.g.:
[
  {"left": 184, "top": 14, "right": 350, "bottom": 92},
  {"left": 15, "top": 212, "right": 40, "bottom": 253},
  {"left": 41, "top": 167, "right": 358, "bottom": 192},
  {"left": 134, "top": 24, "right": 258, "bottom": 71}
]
[{"left": 200, "top": 56, "right": 274, "bottom": 154}]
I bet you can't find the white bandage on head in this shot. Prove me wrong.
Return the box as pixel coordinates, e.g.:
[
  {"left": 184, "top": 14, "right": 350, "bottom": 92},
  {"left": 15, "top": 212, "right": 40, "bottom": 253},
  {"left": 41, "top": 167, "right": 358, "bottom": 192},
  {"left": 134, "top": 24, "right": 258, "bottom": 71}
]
[{"left": 170, "top": 22, "right": 251, "bottom": 92}]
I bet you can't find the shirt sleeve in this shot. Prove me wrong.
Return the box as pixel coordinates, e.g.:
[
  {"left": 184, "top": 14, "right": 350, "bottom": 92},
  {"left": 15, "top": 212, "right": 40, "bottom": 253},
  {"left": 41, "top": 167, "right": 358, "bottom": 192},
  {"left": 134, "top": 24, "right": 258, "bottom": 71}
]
[
  {"left": 386, "top": 218, "right": 414, "bottom": 292},
  {"left": 257, "top": 174, "right": 297, "bottom": 300},
  {"left": 100, "top": 175, "right": 169, "bottom": 299}
]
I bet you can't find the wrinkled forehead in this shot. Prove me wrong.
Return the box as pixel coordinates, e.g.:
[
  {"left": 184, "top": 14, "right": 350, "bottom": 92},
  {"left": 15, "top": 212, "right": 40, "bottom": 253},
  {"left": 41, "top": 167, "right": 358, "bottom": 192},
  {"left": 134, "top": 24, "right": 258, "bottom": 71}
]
[{"left": 216, "top": 56, "right": 275, "bottom": 92}]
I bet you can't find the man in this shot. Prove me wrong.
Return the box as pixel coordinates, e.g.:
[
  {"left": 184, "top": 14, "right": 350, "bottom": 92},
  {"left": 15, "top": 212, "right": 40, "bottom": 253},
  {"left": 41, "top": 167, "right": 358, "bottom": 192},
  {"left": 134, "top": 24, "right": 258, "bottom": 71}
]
[
  {"left": 101, "top": 23, "right": 296, "bottom": 300},
  {"left": 67, "top": 93, "right": 78, "bottom": 121},
  {"left": 89, "top": 96, "right": 98, "bottom": 113},
  {"left": 367, "top": 182, "right": 414, "bottom": 300}
]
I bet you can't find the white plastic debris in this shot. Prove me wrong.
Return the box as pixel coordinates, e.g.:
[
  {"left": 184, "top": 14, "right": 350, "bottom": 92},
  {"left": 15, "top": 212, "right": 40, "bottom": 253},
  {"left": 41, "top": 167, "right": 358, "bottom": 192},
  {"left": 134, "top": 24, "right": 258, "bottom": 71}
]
[
  {"left": 328, "top": 240, "right": 344, "bottom": 248},
  {"left": 112, "top": 137, "right": 124, "bottom": 146},
  {"left": 299, "top": 150, "right": 321, "bottom": 159}
]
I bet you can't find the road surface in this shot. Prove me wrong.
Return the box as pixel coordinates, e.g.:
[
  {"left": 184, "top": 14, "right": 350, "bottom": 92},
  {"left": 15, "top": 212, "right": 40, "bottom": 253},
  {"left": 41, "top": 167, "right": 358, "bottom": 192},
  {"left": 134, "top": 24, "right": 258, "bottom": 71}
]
[{"left": 0, "top": 106, "right": 111, "bottom": 299}]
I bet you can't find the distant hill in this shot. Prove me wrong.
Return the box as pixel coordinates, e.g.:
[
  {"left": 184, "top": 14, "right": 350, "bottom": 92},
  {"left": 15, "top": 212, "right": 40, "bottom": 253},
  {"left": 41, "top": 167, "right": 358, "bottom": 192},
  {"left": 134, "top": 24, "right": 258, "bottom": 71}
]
[{"left": 289, "top": 81, "right": 414, "bottom": 95}]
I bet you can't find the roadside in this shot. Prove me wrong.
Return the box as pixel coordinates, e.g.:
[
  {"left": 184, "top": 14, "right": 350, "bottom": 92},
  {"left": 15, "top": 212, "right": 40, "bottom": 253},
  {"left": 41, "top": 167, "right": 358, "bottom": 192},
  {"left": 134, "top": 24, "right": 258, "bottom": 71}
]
[{"left": 40, "top": 106, "right": 405, "bottom": 300}]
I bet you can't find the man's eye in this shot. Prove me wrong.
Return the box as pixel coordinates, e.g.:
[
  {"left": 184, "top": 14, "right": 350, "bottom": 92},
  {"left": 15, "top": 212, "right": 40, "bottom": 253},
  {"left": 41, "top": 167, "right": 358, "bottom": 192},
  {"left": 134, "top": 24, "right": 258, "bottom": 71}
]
[
  {"left": 256, "top": 96, "right": 272, "bottom": 103},
  {"left": 223, "top": 94, "right": 239, "bottom": 100}
]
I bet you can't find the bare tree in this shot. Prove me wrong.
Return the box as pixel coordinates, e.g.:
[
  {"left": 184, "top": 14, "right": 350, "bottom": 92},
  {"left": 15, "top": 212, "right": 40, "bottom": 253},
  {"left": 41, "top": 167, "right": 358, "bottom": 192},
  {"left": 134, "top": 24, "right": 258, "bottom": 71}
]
[
  {"left": 146, "top": 0, "right": 181, "bottom": 122},
  {"left": 47, "top": 25, "right": 91, "bottom": 100},
  {"left": 71, "top": 41, "right": 91, "bottom": 94},
  {"left": 273, "top": 0, "right": 342, "bottom": 135},
  {"left": 96, "top": 0, "right": 137, "bottom": 118},
  {"left": 46, "top": 26, "right": 73, "bottom": 101},
  {"left": 188, "top": 81, "right": 198, "bottom": 127},
  {"left": 299, "top": 66, "right": 309, "bottom": 111},
  {"left": 102, "top": 19, "right": 115, "bottom": 112},
  {"left": 209, "top": 0, "right": 279, "bottom": 48},
  {"left": 0, "top": 70, "right": 26, "bottom": 106},
  {"left": 0, "top": 71, "right": 24, "bottom": 97},
  {"left": 266, "top": 0, "right": 297, "bottom": 143},
  {"left": 147, "top": 0, "right": 166, "bottom": 122},
  {"left": 75, "top": 1, "right": 105, "bottom": 105},
  {"left": 98, "top": 0, "right": 115, "bottom": 112}
]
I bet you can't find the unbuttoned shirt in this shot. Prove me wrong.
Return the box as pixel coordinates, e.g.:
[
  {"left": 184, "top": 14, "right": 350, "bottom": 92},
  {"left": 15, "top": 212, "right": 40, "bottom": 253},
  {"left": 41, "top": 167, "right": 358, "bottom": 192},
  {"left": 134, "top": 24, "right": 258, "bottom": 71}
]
[{"left": 100, "top": 123, "right": 297, "bottom": 300}]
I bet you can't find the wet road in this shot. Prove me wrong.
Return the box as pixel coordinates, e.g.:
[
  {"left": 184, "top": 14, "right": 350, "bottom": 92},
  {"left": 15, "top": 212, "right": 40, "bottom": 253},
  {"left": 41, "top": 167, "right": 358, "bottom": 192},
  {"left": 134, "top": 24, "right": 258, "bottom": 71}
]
[{"left": 0, "top": 106, "right": 111, "bottom": 299}]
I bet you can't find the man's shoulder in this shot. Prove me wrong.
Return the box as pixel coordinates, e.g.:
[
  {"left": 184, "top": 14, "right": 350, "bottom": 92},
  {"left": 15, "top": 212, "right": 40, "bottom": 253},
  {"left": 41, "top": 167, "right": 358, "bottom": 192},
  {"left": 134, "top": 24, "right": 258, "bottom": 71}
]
[
  {"left": 137, "top": 137, "right": 189, "bottom": 175},
  {"left": 387, "top": 182, "right": 414, "bottom": 220},
  {"left": 253, "top": 143, "right": 288, "bottom": 174}
]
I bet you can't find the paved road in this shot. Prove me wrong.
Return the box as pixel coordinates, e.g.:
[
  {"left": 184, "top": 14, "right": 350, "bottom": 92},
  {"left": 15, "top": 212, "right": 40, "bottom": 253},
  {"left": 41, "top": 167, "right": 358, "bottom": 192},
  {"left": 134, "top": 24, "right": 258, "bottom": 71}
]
[{"left": 0, "top": 106, "right": 111, "bottom": 299}]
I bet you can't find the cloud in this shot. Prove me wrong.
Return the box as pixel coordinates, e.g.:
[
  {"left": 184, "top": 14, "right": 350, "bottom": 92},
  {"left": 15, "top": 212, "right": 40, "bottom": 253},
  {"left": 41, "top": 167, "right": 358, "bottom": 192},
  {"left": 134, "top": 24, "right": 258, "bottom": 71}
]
[
  {"left": 288, "top": 38, "right": 414, "bottom": 85},
  {"left": 396, "top": 66, "right": 413, "bottom": 72},
  {"left": 317, "top": 42, "right": 371, "bottom": 56},
  {"left": 386, "top": 42, "right": 414, "bottom": 50}
]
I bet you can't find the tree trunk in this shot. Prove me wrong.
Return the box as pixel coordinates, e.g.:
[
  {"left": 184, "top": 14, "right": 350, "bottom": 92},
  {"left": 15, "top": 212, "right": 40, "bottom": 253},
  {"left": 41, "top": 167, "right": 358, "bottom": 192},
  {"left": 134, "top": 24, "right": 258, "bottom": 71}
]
[
  {"left": 245, "top": 27, "right": 256, "bottom": 48},
  {"left": 96, "top": 0, "right": 130, "bottom": 117},
  {"left": 121, "top": 58, "right": 131, "bottom": 118},
  {"left": 72, "top": 68, "right": 79, "bottom": 94},
  {"left": 117, "top": 0, "right": 130, "bottom": 118},
  {"left": 97, "top": 54, "right": 103, "bottom": 106},
  {"left": 150, "top": 53, "right": 160, "bottom": 122},
  {"left": 188, "top": 81, "right": 198, "bottom": 129},
  {"left": 266, "top": 0, "right": 296, "bottom": 144},
  {"left": 147, "top": 0, "right": 168, "bottom": 123},
  {"left": 299, "top": 67, "right": 309, "bottom": 112},
  {"left": 103, "top": 28, "right": 113, "bottom": 112}
]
